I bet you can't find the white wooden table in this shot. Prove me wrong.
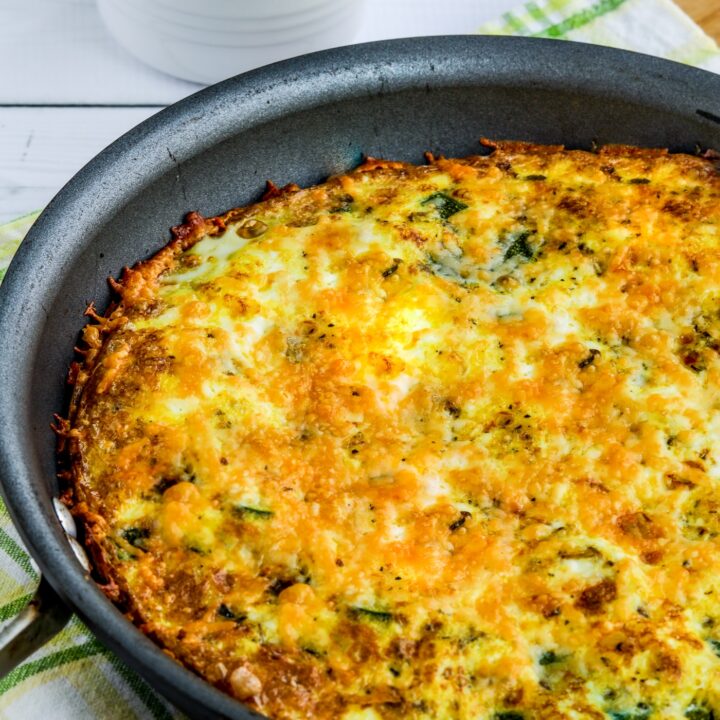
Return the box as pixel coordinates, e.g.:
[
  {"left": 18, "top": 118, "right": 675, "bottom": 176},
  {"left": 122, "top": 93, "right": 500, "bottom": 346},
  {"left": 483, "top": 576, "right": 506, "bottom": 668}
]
[{"left": 0, "top": 0, "right": 521, "bottom": 225}]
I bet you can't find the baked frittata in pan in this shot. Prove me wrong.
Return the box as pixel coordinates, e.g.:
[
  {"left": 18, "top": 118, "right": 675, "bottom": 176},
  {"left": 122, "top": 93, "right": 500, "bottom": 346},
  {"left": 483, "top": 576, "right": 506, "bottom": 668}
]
[{"left": 59, "top": 141, "right": 720, "bottom": 719}]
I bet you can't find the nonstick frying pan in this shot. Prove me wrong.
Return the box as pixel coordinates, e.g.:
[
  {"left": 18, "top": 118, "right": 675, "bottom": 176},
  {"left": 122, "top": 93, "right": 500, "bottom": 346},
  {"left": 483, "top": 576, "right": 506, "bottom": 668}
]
[{"left": 1, "top": 35, "right": 720, "bottom": 719}]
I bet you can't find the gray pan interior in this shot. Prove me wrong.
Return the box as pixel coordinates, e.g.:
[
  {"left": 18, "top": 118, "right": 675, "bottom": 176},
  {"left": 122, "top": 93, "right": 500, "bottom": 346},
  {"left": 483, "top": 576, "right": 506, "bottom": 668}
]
[{"left": 1, "top": 35, "right": 720, "bottom": 718}]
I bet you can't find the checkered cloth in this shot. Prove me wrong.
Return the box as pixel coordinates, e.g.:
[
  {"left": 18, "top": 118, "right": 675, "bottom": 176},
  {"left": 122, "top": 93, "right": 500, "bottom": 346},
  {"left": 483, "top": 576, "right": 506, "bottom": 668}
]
[
  {"left": 1, "top": 0, "right": 719, "bottom": 716},
  {"left": 480, "top": 0, "right": 720, "bottom": 72}
]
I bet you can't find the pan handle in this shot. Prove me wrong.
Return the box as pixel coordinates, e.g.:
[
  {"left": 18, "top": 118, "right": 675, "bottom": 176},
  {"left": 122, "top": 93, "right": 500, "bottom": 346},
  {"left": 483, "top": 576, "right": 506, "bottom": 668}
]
[{"left": 0, "top": 576, "right": 72, "bottom": 678}]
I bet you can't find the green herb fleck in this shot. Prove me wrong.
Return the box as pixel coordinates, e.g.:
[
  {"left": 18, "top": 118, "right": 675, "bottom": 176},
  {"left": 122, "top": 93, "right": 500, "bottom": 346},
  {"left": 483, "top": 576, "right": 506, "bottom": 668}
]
[
  {"left": 503, "top": 231, "right": 534, "bottom": 261},
  {"left": 187, "top": 545, "right": 208, "bottom": 555},
  {"left": 686, "top": 705, "right": 715, "bottom": 720},
  {"left": 234, "top": 505, "right": 274, "bottom": 519},
  {"left": 495, "top": 713, "right": 524, "bottom": 720},
  {"left": 351, "top": 606, "right": 394, "bottom": 623},
  {"left": 217, "top": 603, "right": 246, "bottom": 623},
  {"left": 301, "top": 646, "right": 324, "bottom": 658},
  {"left": 709, "top": 638, "right": 720, "bottom": 657},
  {"left": 608, "top": 704, "right": 651, "bottom": 720},
  {"left": 524, "top": 174, "right": 546, "bottom": 181},
  {"left": 539, "top": 650, "right": 562, "bottom": 666},
  {"left": 421, "top": 192, "right": 468, "bottom": 219},
  {"left": 122, "top": 527, "right": 150, "bottom": 549}
]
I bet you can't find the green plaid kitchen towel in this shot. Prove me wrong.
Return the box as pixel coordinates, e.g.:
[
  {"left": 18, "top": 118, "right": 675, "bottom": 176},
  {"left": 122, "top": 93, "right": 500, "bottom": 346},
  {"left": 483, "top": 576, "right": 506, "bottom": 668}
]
[
  {"left": 0, "top": 214, "right": 183, "bottom": 720},
  {"left": 480, "top": 0, "right": 720, "bottom": 70},
  {"left": 1, "top": 0, "right": 719, "bottom": 716}
]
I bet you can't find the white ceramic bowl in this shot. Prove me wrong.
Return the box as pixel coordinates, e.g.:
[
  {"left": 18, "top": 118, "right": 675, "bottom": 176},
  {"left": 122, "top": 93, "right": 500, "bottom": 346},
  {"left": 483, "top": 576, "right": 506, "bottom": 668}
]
[
  {"left": 151, "top": 0, "right": 332, "bottom": 20},
  {"left": 106, "top": 0, "right": 354, "bottom": 43},
  {"left": 118, "top": 0, "right": 346, "bottom": 34},
  {"left": 97, "top": 0, "right": 365, "bottom": 84}
]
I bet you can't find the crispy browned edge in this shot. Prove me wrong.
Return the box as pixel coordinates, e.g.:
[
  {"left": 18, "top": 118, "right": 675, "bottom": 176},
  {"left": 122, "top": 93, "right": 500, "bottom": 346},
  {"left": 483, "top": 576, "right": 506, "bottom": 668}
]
[{"left": 51, "top": 138, "right": 720, "bottom": 672}]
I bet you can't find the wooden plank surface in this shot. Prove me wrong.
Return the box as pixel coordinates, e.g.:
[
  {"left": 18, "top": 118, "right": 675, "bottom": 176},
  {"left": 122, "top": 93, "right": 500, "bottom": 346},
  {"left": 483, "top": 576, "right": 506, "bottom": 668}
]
[
  {"left": 0, "top": 108, "right": 156, "bottom": 224},
  {"left": 676, "top": 0, "right": 720, "bottom": 41}
]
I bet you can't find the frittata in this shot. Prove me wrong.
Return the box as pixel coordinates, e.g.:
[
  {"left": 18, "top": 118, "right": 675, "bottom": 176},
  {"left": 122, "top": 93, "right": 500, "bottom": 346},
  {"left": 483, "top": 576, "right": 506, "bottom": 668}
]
[{"left": 60, "top": 141, "right": 720, "bottom": 719}]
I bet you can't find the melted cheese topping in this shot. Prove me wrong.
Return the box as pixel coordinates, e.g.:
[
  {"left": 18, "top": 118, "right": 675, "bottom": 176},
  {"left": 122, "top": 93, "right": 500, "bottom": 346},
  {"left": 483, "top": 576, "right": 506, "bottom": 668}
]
[{"left": 70, "top": 144, "right": 720, "bottom": 719}]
